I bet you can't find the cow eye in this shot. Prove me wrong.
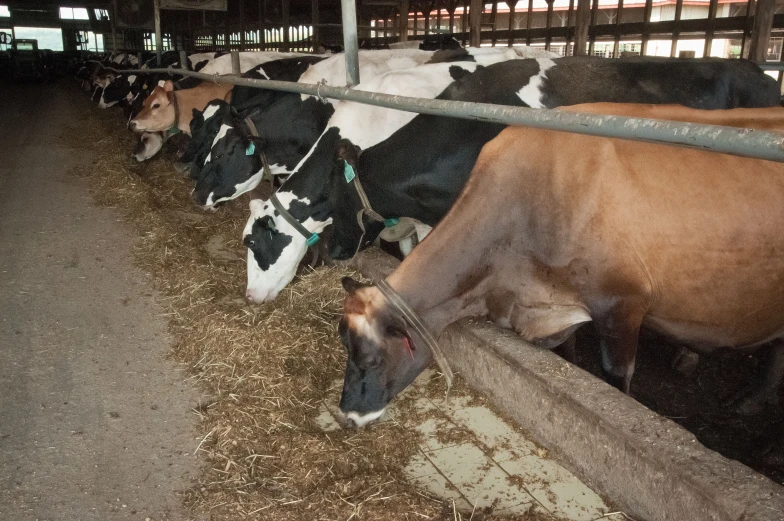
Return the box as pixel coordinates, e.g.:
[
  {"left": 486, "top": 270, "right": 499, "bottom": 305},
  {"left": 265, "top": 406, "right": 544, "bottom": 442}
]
[
  {"left": 152, "top": 103, "right": 160, "bottom": 109},
  {"left": 361, "top": 353, "right": 382, "bottom": 369},
  {"left": 385, "top": 324, "right": 407, "bottom": 338}
]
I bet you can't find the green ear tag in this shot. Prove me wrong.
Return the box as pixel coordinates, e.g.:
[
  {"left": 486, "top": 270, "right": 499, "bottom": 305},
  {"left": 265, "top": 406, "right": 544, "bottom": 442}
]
[
  {"left": 245, "top": 142, "right": 256, "bottom": 155},
  {"left": 343, "top": 162, "right": 356, "bottom": 183},
  {"left": 306, "top": 234, "right": 320, "bottom": 246},
  {"left": 384, "top": 218, "right": 399, "bottom": 228}
]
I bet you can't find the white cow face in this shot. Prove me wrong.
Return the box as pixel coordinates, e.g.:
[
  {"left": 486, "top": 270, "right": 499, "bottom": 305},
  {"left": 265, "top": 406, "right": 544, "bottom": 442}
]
[
  {"left": 132, "top": 131, "right": 165, "bottom": 162},
  {"left": 243, "top": 196, "right": 331, "bottom": 303}
]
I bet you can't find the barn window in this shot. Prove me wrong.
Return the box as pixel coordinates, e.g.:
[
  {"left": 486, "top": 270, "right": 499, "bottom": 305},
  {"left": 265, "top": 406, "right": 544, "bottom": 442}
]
[
  {"left": 12, "top": 27, "right": 64, "bottom": 51},
  {"left": 94, "top": 8, "right": 110, "bottom": 21},
  {"left": 59, "top": 7, "right": 89, "bottom": 20},
  {"left": 0, "top": 5, "right": 9, "bottom": 17},
  {"left": 143, "top": 32, "right": 172, "bottom": 51}
]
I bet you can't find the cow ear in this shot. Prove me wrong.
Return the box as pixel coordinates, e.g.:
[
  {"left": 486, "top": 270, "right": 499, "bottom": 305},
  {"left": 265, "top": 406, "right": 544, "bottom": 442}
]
[
  {"left": 342, "top": 276, "right": 369, "bottom": 294},
  {"left": 336, "top": 139, "right": 362, "bottom": 168},
  {"left": 163, "top": 80, "right": 174, "bottom": 92}
]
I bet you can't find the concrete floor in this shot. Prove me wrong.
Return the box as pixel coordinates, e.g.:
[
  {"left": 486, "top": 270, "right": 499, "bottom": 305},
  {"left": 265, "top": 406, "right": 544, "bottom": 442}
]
[
  {"left": 0, "top": 82, "right": 200, "bottom": 520},
  {"left": 316, "top": 370, "right": 625, "bottom": 520}
]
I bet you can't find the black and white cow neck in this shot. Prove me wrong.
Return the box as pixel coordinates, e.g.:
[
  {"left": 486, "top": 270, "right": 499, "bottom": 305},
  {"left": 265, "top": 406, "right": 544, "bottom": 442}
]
[
  {"left": 192, "top": 90, "right": 335, "bottom": 207},
  {"left": 180, "top": 100, "right": 233, "bottom": 180},
  {"left": 277, "top": 127, "right": 344, "bottom": 221},
  {"left": 231, "top": 56, "right": 328, "bottom": 111}
]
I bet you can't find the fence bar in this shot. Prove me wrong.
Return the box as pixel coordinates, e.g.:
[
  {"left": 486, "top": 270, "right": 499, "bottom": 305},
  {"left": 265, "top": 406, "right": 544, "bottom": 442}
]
[
  {"left": 116, "top": 66, "right": 784, "bottom": 163},
  {"left": 153, "top": 0, "right": 163, "bottom": 66},
  {"left": 756, "top": 62, "right": 784, "bottom": 70},
  {"left": 231, "top": 50, "right": 241, "bottom": 74},
  {"left": 179, "top": 50, "right": 188, "bottom": 69},
  {"left": 400, "top": 0, "right": 409, "bottom": 42},
  {"left": 340, "top": 0, "right": 360, "bottom": 86}
]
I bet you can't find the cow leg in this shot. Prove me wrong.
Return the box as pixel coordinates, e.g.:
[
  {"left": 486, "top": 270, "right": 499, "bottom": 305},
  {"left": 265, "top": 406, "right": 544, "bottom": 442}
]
[
  {"left": 671, "top": 346, "right": 700, "bottom": 376},
  {"left": 762, "top": 432, "right": 784, "bottom": 467},
  {"left": 594, "top": 302, "right": 644, "bottom": 394},
  {"left": 728, "top": 341, "right": 784, "bottom": 416}
]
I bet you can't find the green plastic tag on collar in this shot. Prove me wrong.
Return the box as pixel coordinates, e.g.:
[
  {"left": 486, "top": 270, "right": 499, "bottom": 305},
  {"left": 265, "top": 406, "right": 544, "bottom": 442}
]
[
  {"left": 384, "top": 218, "right": 399, "bottom": 228},
  {"left": 167, "top": 125, "right": 181, "bottom": 137},
  {"left": 246, "top": 142, "right": 256, "bottom": 155},
  {"left": 343, "top": 162, "right": 356, "bottom": 183},
  {"left": 306, "top": 234, "right": 320, "bottom": 246}
]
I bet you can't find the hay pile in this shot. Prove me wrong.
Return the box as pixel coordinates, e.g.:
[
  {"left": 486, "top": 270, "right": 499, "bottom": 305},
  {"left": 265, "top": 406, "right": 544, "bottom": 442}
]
[{"left": 64, "top": 88, "right": 553, "bottom": 521}]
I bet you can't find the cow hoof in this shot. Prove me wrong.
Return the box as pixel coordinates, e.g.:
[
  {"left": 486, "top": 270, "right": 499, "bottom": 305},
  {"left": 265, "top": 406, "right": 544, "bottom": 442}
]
[
  {"left": 671, "top": 347, "right": 699, "bottom": 376},
  {"left": 726, "top": 390, "right": 777, "bottom": 416},
  {"left": 762, "top": 443, "right": 784, "bottom": 467}
]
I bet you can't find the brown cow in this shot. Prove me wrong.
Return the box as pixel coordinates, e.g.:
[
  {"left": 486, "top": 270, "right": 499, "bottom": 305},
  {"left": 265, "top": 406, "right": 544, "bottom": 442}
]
[
  {"left": 336, "top": 103, "right": 784, "bottom": 427},
  {"left": 129, "top": 80, "right": 233, "bottom": 136}
]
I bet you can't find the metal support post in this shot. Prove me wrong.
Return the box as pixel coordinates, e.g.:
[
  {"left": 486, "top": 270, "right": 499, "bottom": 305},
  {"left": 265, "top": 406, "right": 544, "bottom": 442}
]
[{"left": 341, "top": 0, "right": 360, "bottom": 86}]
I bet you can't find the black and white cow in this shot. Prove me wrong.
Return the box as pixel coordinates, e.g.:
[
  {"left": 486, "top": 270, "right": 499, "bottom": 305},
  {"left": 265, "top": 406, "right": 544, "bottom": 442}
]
[
  {"left": 176, "top": 55, "right": 329, "bottom": 177},
  {"left": 141, "top": 51, "right": 223, "bottom": 71},
  {"left": 132, "top": 131, "right": 165, "bottom": 162},
  {"left": 242, "top": 56, "right": 781, "bottom": 303},
  {"left": 196, "top": 51, "right": 312, "bottom": 75},
  {"left": 191, "top": 47, "right": 554, "bottom": 208},
  {"left": 100, "top": 72, "right": 200, "bottom": 114}
]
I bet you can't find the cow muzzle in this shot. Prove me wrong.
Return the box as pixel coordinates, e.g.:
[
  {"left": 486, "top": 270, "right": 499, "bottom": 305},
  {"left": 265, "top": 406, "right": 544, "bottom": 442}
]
[{"left": 338, "top": 409, "right": 386, "bottom": 429}]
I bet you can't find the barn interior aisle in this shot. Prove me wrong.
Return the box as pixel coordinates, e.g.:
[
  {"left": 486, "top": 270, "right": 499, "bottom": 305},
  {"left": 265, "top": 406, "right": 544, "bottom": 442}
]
[{"left": 0, "top": 82, "right": 201, "bottom": 521}]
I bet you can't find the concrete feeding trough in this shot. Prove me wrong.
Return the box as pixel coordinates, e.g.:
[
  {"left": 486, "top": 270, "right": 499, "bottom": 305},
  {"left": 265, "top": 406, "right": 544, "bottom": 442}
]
[{"left": 352, "top": 248, "right": 784, "bottom": 521}]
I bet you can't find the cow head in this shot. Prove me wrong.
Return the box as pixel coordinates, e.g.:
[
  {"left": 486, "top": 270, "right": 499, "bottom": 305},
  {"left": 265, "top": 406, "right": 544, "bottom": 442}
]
[
  {"left": 243, "top": 195, "right": 332, "bottom": 303},
  {"left": 92, "top": 69, "right": 115, "bottom": 89},
  {"left": 132, "top": 131, "right": 165, "bottom": 162},
  {"left": 178, "top": 101, "right": 233, "bottom": 178},
  {"left": 243, "top": 128, "right": 342, "bottom": 303},
  {"left": 129, "top": 81, "right": 176, "bottom": 132},
  {"left": 99, "top": 74, "right": 135, "bottom": 109},
  {"left": 337, "top": 277, "right": 431, "bottom": 427},
  {"left": 193, "top": 109, "right": 266, "bottom": 208}
]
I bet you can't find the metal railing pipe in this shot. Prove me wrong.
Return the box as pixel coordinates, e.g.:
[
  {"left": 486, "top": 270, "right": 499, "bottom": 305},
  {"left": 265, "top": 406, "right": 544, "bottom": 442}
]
[{"left": 116, "top": 66, "right": 784, "bottom": 163}]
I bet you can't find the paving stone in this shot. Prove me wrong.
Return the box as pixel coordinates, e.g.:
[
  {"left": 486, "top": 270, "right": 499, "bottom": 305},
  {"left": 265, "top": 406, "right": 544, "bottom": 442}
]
[
  {"left": 313, "top": 404, "right": 341, "bottom": 432},
  {"left": 425, "top": 444, "right": 535, "bottom": 511},
  {"left": 398, "top": 397, "right": 438, "bottom": 427},
  {"left": 404, "top": 451, "right": 438, "bottom": 478},
  {"left": 494, "top": 501, "right": 543, "bottom": 516},
  {"left": 497, "top": 454, "right": 609, "bottom": 521},
  {"left": 413, "top": 415, "right": 464, "bottom": 451},
  {"left": 411, "top": 368, "right": 437, "bottom": 389},
  {"left": 450, "top": 405, "right": 538, "bottom": 462},
  {"left": 428, "top": 394, "right": 475, "bottom": 413},
  {"left": 410, "top": 471, "right": 465, "bottom": 502}
]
